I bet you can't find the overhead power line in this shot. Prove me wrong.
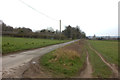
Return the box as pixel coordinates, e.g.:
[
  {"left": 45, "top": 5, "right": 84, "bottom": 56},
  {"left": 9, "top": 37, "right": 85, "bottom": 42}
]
[{"left": 18, "top": 0, "right": 58, "bottom": 21}]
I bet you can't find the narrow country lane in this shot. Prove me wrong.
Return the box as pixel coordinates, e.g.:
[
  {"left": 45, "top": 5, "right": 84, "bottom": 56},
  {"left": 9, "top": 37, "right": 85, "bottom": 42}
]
[{"left": 2, "top": 40, "right": 78, "bottom": 78}]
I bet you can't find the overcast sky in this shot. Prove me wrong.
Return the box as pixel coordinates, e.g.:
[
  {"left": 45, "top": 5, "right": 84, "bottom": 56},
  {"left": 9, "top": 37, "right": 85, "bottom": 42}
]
[{"left": 0, "top": 0, "right": 119, "bottom": 36}]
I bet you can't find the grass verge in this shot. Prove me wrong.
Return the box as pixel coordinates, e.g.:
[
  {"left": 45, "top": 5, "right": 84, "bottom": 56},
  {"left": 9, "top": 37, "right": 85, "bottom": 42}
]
[{"left": 40, "top": 40, "right": 86, "bottom": 77}]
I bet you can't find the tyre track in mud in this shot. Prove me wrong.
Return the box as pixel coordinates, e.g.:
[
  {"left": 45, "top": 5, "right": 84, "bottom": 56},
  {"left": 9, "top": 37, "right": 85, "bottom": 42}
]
[
  {"left": 89, "top": 44, "right": 118, "bottom": 78},
  {"left": 79, "top": 51, "right": 93, "bottom": 78}
]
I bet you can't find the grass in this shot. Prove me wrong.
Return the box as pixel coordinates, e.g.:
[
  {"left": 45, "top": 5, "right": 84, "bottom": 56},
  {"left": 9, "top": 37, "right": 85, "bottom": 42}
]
[
  {"left": 40, "top": 41, "right": 86, "bottom": 77},
  {"left": 40, "top": 40, "right": 115, "bottom": 78},
  {"left": 2, "top": 36, "right": 70, "bottom": 54},
  {"left": 86, "top": 42, "right": 112, "bottom": 78},
  {"left": 88, "top": 40, "right": 118, "bottom": 65},
  {"left": 0, "top": 36, "right": 1, "bottom": 53}
]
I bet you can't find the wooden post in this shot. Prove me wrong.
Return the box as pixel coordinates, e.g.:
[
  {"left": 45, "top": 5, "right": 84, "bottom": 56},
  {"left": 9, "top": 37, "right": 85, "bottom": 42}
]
[{"left": 59, "top": 20, "right": 61, "bottom": 40}]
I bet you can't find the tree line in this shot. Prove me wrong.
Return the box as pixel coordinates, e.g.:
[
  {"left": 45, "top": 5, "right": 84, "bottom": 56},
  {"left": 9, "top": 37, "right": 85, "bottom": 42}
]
[{"left": 2, "top": 22, "right": 86, "bottom": 40}]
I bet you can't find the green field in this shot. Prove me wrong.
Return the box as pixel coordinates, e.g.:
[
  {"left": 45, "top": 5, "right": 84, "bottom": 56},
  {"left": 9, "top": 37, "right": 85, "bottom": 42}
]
[
  {"left": 86, "top": 43, "right": 112, "bottom": 78},
  {"left": 88, "top": 40, "right": 118, "bottom": 65},
  {"left": 2, "top": 36, "right": 70, "bottom": 54}
]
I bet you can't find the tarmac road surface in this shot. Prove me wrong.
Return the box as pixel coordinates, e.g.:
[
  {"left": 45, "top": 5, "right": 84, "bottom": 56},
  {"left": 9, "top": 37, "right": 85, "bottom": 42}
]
[{"left": 2, "top": 40, "right": 78, "bottom": 78}]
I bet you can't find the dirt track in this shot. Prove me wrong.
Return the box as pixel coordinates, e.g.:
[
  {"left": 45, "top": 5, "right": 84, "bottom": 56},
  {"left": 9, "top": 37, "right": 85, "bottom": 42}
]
[
  {"left": 79, "top": 51, "right": 93, "bottom": 78},
  {"left": 89, "top": 44, "right": 118, "bottom": 78},
  {"left": 2, "top": 40, "right": 78, "bottom": 78},
  {"left": 22, "top": 42, "right": 119, "bottom": 78}
]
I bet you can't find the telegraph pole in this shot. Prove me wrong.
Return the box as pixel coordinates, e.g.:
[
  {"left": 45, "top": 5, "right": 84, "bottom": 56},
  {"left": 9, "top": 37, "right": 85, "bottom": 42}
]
[
  {"left": 59, "top": 20, "right": 61, "bottom": 40},
  {"left": 60, "top": 20, "right": 61, "bottom": 33}
]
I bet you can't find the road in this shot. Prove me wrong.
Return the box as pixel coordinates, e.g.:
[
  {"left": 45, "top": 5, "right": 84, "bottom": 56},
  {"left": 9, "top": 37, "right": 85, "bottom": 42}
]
[{"left": 2, "top": 40, "right": 78, "bottom": 78}]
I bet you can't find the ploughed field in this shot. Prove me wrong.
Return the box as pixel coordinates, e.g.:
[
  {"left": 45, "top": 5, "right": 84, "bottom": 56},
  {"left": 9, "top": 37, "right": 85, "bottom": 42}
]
[{"left": 2, "top": 36, "right": 70, "bottom": 54}]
